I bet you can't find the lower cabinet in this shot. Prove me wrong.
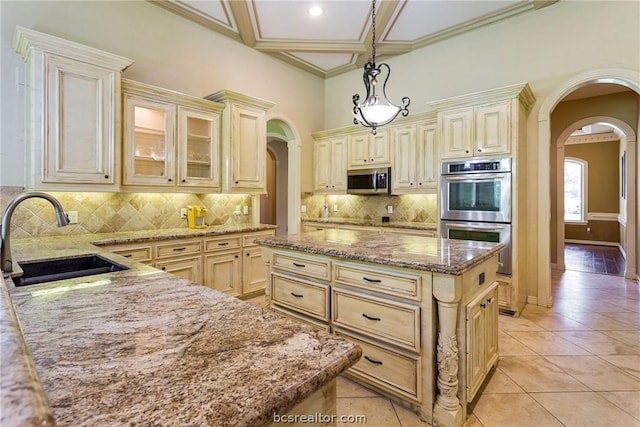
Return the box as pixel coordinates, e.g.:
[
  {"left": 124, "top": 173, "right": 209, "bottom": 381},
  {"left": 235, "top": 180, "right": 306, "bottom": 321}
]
[
  {"left": 100, "top": 229, "right": 274, "bottom": 298},
  {"left": 466, "top": 281, "right": 499, "bottom": 401}
]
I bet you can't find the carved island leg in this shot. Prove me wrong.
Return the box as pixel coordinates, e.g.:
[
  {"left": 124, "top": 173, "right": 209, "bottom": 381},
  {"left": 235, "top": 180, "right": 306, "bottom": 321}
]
[
  {"left": 260, "top": 247, "right": 273, "bottom": 306},
  {"left": 433, "top": 276, "right": 463, "bottom": 427}
]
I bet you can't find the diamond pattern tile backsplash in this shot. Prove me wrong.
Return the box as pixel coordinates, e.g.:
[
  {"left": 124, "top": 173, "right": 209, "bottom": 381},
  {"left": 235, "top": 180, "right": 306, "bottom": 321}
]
[
  {"left": 301, "top": 193, "right": 438, "bottom": 224},
  {"left": 1, "top": 187, "right": 253, "bottom": 239}
]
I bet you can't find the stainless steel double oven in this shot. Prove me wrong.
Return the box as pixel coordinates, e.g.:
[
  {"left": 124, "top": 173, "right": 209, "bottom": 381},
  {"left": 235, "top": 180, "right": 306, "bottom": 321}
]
[{"left": 440, "top": 157, "right": 512, "bottom": 275}]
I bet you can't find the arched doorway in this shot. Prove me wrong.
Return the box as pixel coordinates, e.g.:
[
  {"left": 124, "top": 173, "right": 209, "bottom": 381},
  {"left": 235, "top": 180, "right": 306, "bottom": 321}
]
[
  {"left": 554, "top": 116, "right": 636, "bottom": 276},
  {"left": 536, "top": 68, "right": 640, "bottom": 307},
  {"left": 259, "top": 115, "right": 301, "bottom": 235}
]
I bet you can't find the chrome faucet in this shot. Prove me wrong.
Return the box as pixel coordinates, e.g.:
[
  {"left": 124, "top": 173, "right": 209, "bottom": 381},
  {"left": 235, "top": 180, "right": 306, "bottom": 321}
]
[{"left": 1, "top": 192, "right": 69, "bottom": 274}]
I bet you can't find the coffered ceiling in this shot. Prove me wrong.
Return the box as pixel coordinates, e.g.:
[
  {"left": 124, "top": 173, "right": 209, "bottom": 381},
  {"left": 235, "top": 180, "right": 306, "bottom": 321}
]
[{"left": 150, "top": 0, "right": 558, "bottom": 78}]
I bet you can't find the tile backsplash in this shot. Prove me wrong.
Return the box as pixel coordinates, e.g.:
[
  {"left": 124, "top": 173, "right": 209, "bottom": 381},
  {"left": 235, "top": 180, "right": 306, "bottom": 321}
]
[
  {"left": 0, "top": 187, "right": 253, "bottom": 239},
  {"left": 301, "top": 193, "right": 438, "bottom": 224}
]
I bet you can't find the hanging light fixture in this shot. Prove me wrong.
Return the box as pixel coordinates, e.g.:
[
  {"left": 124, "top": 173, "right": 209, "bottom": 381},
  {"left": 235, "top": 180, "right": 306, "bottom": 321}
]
[{"left": 353, "top": 0, "right": 410, "bottom": 134}]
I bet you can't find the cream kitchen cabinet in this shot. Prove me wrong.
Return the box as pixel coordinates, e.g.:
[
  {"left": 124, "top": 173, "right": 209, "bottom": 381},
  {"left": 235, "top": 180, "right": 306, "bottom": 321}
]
[
  {"left": 205, "top": 90, "right": 275, "bottom": 194},
  {"left": 100, "top": 242, "right": 153, "bottom": 265},
  {"left": 153, "top": 238, "right": 203, "bottom": 283},
  {"left": 313, "top": 136, "right": 348, "bottom": 194},
  {"left": 13, "top": 27, "right": 133, "bottom": 191},
  {"left": 203, "top": 235, "right": 242, "bottom": 296},
  {"left": 241, "top": 230, "right": 276, "bottom": 296},
  {"left": 391, "top": 120, "right": 438, "bottom": 194},
  {"left": 122, "top": 79, "right": 223, "bottom": 192},
  {"left": 348, "top": 129, "right": 391, "bottom": 169}
]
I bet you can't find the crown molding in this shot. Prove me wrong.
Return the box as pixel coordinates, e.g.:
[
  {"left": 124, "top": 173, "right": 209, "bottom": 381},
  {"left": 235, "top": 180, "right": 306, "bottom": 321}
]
[
  {"left": 427, "top": 82, "right": 536, "bottom": 111},
  {"left": 205, "top": 89, "right": 275, "bottom": 111},
  {"left": 566, "top": 132, "right": 620, "bottom": 145}
]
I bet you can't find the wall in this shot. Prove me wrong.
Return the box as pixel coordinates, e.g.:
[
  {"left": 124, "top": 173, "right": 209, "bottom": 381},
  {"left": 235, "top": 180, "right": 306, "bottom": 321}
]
[
  {"left": 0, "top": 0, "right": 324, "bottom": 191},
  {"left": 324, "top": 0, "right": 640, "bottom": 299},
  {"left": 301, "top": 194, "right": 438, "bottom": 225},
  {"left": 0, "top": 187, "right": 253, "bottom": 239}
]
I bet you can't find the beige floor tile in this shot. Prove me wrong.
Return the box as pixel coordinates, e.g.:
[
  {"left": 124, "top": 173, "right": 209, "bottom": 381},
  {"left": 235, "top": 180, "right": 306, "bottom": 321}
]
[
  {"left": 602, "top": 330, "right": 640, "bottom": 347},
  {"left": 531, "top": 391, "right": 640, "bottom": 427},
  {"left": 600, "top": 355, "right": 640, "bottom": 380},
  {"left": 497, "top": 356, "right": 589, "bottom": 392},
  {"left": 498, "top": 331, "right": 537, "bottom": 356},
  {"left": 336, "top": 376, "right": 381, "bottom": 398},
  {"left": 545, "top": 355, "right": 640, "bottom": 391},
  {"left": 481, "top": 368, "right": 524, "bottom": 394},
  {"left": 599, "top": 390, "right": 640, "bottom": 421},
  {"left": 390, "top": 401, "right": 431, "bottom": 427},
  {"left": 463, "top": 413, "right": 484, "bottom": 427},
  {"left": 599, "top": 310, "right": 640, "bottom": 329},
  {"left": 498, "top": 316, "right": 546, "bottom": 332},
  {"left": 505, "top": 331, "right": 591, "bottom": 355},
  {"left": 336, "top": 397, "right": 400, "bottom": 427},
  {"left": 522, "top": 313, "right": 591, "bottom": 331},
  {"left": 561, "top": 311, "right": 637, "bottom": 330},
  {"left": 472, "top": 393, "right": 563, "bottom": 427},
  {"left": 555, "top": 330, "right": 640, "bottom": 355}
]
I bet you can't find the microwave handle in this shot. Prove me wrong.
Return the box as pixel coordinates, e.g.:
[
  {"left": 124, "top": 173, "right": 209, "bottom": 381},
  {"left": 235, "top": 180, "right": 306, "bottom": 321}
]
[
  {"left": 444, "top": 174, "right": 505, "bottom": 182},
  {"left": 445, "top": 222, "right": 505, "bottom": 231}
]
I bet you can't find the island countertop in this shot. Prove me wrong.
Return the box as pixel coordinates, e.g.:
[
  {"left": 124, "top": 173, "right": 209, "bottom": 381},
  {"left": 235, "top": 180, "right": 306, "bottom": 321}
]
[
  {"left": 255, "top": 229, "right": 504, "bottom": 275},
  {"left": 1, "top": 231, "right": 361, "bottom": 427}
]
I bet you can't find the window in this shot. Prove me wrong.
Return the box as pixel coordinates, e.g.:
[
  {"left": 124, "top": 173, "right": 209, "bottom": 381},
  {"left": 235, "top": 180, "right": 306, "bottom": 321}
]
[{"left": 564, "top": 158, "right": 587, "bottom": 223}]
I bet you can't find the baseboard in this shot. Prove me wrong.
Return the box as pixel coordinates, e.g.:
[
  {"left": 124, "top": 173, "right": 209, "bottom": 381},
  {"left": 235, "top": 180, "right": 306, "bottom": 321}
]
[{"left": 565, "top": 239, "right": 621, "bottom": 248}]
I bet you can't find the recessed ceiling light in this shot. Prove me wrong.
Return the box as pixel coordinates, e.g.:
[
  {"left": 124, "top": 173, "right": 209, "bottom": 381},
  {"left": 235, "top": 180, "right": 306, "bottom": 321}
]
[{"left": 308, "top": 6, "right": 324, "bottom": 17}]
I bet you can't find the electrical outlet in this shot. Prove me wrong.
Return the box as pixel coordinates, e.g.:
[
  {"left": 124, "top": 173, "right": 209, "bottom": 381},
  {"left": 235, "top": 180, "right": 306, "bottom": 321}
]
[
  {"left": 67, "top": 211, "right": 78, "bottom": 224},
  {"left": 333, "top": 204, "right": 338, "bottom": 212},
  {"left": 387, "top": 205, "right": 393, "bottom": 214},
  {"left": 180, "top": 208, "right": 187, "bottom": 218},
  {"left": 301, "top": 205, "right": 307, "bottom": 213},
  {"left": 243, "top": 206, "right": 249, "bottom": 215}
]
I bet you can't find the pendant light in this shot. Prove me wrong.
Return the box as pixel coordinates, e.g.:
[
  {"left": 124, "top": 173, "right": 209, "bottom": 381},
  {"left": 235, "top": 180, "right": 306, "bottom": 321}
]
[{"left": 352, "top": 0, "right": 410, "bottom": 134}]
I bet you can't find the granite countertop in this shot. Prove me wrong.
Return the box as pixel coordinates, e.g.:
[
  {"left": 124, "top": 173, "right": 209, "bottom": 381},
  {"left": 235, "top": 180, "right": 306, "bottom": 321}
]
[
  {"left": 256, "top": 229, "right": 503, "bottom": 275},
  {"left": 1, "top": 226, "right": 360, "bottom": 427},
  {"left": 302, "top": 217, "right": 437, "bottom": 231}
]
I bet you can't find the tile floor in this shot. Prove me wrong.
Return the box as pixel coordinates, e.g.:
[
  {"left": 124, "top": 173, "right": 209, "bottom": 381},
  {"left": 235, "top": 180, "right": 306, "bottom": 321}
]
[{"left": 249, "top": 269, "right": 640, "bottom": 426}]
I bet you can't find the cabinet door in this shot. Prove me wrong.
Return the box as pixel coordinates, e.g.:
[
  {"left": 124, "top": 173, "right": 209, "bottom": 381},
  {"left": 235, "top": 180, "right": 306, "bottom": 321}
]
[
  {"left": 475, "top": 101, "right": 510, "bottom": 156},
  {"left": 369, "top": 129, "right": 391, "bottom": 166},
  {"left": 123, "top": 95, "right": 176, "bottom": 186},
  {"left": 203, "top": 250, "right": 241, "bottom": 296},
  {"left": 391, "top": 124, "right": 417, "bottom": 192},
  {"left": 330, "top": 137, "right": 348, "bottom": 191},
  {"left": 177, "top": 106, "right": 220, "bottom": 189},
  {"left": 102, "top": 242, "right": 153, "bottom": 264},
  {"left": 484, "top": 287, "right": 499, "bottom": 371},
  {"left": 313, "top": 139, "right": 332, "bottom": 192},
  {"left": 242, "top": 246, "right": 268, "bottom": 294},
  {"left": 230, "top": 105, "right": 266, "bottom": 191},
  {"left": 466, "top": 301, "right": 485, "bottom": 401},
  {"left": 415, "top": 122, "right": 438, "bottom": 190},
  {"left": 155, "top": 255, "right": 202, "bottom": 283},
  {"left": 348, "top": 132, "right": 371, "bottom": 168},
  {"left": 43, "top": 55, "right": 117, "bottom": 186},
  {"left": 439, "top": 108, "right": 473, "bottom": 159}
]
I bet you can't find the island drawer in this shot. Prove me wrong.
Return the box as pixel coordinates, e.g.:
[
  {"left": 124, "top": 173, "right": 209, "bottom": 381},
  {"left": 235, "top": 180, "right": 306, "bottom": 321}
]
[
  {"left": 271, "top": 305, "right": 330, "bottom": 332},
  {"left": 272, "top": 251, "right": 331, "bottom": 281},
  {"left": 271, "top": 273, "right": 329, "bottom": 321},
  {"left": 332, "top": 288, "right": 420, "bottom": 352},
  {"left": 243, "top": 230, "right": 276, "bottom": 247},
  {"left": 333, "top": 261, "right": 422, "bottom": 301},
  {"left": 335, "top": 328, "right": 421, "bottom": 402},
  {"left": 154, "top": 239, "right": 202, "bottom": 259},
  {"left": 204, "top": 235, "right": 242, "bottom": 252}
]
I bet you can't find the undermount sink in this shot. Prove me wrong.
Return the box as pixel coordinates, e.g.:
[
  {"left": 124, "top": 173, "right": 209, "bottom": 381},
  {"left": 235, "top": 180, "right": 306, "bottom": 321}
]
[{"left": 12, "top": 254, "right": 128, "bottom": 287}]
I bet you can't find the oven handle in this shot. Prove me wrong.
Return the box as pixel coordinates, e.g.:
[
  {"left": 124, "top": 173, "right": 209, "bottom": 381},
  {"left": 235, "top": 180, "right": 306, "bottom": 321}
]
[
  {"left": 444, "top": 222, "right": 506, "bottom": 231},
  {"left": 444, "top": 174, "right": 506, "bottom": 182}
]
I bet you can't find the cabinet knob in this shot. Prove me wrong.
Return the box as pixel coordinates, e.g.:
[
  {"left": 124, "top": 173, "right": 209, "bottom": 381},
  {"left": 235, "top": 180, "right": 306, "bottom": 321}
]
[
  {"left": 364, "top": 159, "right": 367, "bottom": 162},
  {"left": 465, "top": 150, "right": 470, "bottom": 153},
  {"left": 418, "top": 182, "right": 422, "bottom": 185},
  {"left": 410, "top": 183, "right": 413, "bottom": 186},
  {"left": 104, "top": 174, "right": 109, "bottom": 179},
  {"left": 326, "top": 185, "right": 329, "bottom": 188},
  {"left": 370, "top": 158, "right": 374, "bottom": 162},
  {"left": 161, "top": 267, "right": 166, "bottom": 271},
  {"left": 478, "top": 148, "right": 483, "bottom": 152},
  {"left": 235, "top": 255, "right": 238, "bottom": 258},
  {"left": 168, "top": 178, "right": 172, "bottom": 182},
  {"left": 480, "top": 303, "right": 486, "bottom": 309},
  {"left": 235, "top": 180, "right": 239, "bottom": 184},
  {"left": 331, "top": 185, "right": 335, "bottom": 188},
  {"left": 182, "top": 179, "right": 186, "bottom": 183}
]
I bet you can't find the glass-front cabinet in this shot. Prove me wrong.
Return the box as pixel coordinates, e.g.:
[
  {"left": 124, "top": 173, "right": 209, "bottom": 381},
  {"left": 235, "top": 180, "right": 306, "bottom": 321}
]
[{"left": 122, "top": 79, "right": 223, "bottom": 191}]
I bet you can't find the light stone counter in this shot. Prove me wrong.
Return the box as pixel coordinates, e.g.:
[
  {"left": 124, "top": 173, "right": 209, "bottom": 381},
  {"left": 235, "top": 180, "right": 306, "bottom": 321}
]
[
  {"left": 1, "top": 227, "right": 360, "bottom": 427},
  {"left": 301, "top": 218, "right": 437, "bottom": 232}
]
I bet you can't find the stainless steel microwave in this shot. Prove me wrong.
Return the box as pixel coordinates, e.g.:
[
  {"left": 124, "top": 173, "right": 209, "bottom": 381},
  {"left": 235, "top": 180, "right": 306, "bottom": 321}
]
[{"left": 347, "top": 168, "right": 391, "bottom": 195}]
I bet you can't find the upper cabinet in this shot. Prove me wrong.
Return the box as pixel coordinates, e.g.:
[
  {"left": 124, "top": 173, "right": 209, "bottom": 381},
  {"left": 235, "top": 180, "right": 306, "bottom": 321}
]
[
  {"left": 313, "top": 135, "right": 347, "bottom": 194},
  {"left": 348, "top": 129, "right": 391, "bottom": 169},
  {"left": 205, "top": 90, "right": 274, "bottom": 194},
  {"left": 12, "top": 27, "right": 133, "bottom": 191},
  {"left": 391, "top": 119, "right": 438, "bottom": 194},
  {"left": 433, "top": 83, "right": 536, "bottom": 160},
  {"left": 122, "top": 79, "right": 224, "bottom": 192}
]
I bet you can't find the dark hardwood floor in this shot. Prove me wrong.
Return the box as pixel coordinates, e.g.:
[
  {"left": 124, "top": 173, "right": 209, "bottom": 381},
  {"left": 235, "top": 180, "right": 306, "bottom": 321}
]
[{"left": 564, "top": 243, "right": 626, "bottom": 276}]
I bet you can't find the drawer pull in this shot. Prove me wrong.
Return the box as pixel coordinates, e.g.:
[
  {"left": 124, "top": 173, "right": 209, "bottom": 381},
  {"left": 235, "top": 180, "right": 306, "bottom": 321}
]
[
  {"left": 292, "top": 262, "right": 306, "bottom": 268},
  {"left": 291, "top": 292, "right": 304, "bottom": 298},
  {"left": 486, "top": 297, "right": 494, "bottom": 304},
  {"left": 364, "top": 356, "right": 383, "bottom": 365},
  {"left": 218, "top": 242, "right": 229, "bottom": 246},
  {"left": 363, "top": 277, "right": 382, "bottom": 283},
  {"left": 173, "top": 247, "right": 186, "bottom": 252},
  {"left": 123, "top": 254, "right": 132, "bottom": 258},
  {"left": 362, "top": 313, "right": 381, "bottom": 321}
]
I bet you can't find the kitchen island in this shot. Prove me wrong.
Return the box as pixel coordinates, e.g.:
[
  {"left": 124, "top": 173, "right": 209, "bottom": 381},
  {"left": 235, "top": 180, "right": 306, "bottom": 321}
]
[
  {"left": 256, "top": 229, "right": 504, "bottom": 427},
  {"left": 1, "top": 229, "right": 361, "bottom": 427}
]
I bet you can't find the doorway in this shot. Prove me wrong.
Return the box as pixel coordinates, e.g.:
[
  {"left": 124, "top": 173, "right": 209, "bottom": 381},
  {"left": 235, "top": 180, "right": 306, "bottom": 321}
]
[{"left": 261, "top": 139, "right": 288, "bottom": 235}]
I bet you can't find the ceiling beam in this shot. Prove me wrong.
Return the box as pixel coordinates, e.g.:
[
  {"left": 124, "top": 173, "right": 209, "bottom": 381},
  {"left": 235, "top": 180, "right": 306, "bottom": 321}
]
[
  {"left": 228, "top": 0, "right": 256, "bottom": 47},
  {"left": 255, "top": 41, "right": 367, "bottom": 54},
  {"left": 354, "top": 0, "right": 402, "bottom": 69}
]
